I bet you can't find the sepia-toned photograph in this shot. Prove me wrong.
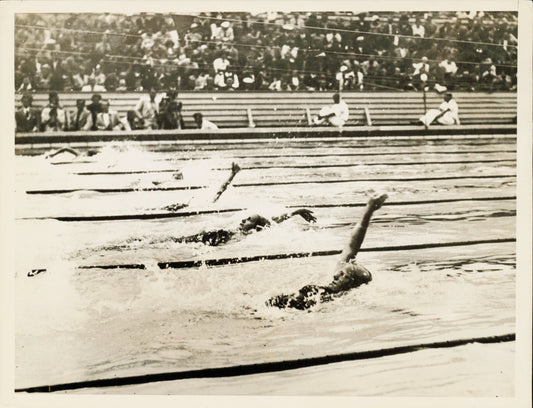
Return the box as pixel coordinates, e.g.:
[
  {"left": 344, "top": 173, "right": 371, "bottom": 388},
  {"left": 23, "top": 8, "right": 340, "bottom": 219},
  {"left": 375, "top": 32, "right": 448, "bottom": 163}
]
[{"left": 2, "top": 1, "right": 531, "bottom": 406}]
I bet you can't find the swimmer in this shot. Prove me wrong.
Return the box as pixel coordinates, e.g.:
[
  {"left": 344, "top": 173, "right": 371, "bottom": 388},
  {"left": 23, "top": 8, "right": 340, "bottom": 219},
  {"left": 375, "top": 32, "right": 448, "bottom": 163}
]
[
  {"left": 173, "top": 208, "right": 317, "bottom": 246},
  {"left": 267, "top": 193, "right": 388, "bottom": 310},
  {"left": 44, "top": 147, "right": 98, "bottom": 161},
  {"left": 163, "top": 162, "right": 241, "bottom": 211}
]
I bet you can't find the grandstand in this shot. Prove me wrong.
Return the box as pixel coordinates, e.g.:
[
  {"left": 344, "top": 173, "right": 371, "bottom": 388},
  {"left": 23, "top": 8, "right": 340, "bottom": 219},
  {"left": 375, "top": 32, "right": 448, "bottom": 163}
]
[{"left": 15, "top": 11, "right": 517, "bottom": 94}]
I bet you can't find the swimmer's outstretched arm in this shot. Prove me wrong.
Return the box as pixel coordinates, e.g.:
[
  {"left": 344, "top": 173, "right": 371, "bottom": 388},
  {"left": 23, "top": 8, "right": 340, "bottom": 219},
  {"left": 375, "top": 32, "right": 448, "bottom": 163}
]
[
  {"left": 338, "top": 194, "right": 387, "bottom": 263},
  {"left": 45, "top": 147, "right": 79, "bottom": 159},
  {"left": 271, "top": 209, "right": 317, "bottom": 224},
  {"left": 212, "top": 162, "right": 241, "bottom": 203}
]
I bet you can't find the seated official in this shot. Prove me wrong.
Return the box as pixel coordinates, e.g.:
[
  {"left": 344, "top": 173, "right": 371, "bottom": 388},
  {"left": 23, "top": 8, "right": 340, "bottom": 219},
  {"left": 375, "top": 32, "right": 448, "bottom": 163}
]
[
  {"left": 134, "top": 88, "right": 159, "bottom": 130},
  {"left": 313, "top": 93, "right": 349, "bottom": 127},
  {"left": 67, "top": 99, "right": 93, "bottom": 131},
  {"left": 40, "top": 92, "right": 69, "bottom": 132},
  {"left": 419, "top": 93, "right": 460, "bottom": 127},
  {"left": 158, "top": 99, "right": 185, "bottom": 130},
  {"left": 94, "top": 100, "right": 131, "bottom": 131},
  {"left": 15, "top": 92, "right": 41, "bottom": 132},
  {"left": 193, "top": 112, "right": 218, "bottom": 130},
  {"left": 86, "top": 93, "right": 103, "bottom": 131}
]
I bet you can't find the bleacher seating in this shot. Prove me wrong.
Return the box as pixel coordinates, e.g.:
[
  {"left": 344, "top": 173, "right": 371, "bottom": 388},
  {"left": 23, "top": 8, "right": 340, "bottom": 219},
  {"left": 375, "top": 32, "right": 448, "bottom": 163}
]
[{"left": 15, "top": 91, "right": 517, "bottom": 129}]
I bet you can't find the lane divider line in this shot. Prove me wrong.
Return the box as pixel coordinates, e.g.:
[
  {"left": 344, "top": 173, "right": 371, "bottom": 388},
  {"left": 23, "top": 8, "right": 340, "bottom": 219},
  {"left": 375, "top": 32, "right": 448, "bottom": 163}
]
[
  {"left": 18, "top": 196, "right": 516, "bottom": 222},
  {"left": 73, "top": 159, "right": 516, "bottom": 175},
  {"left": 14, "top": 333, "right": 515, "bottom": 393},
  {"left": 24, "top": 174, "right": 516, "bottom": 195},
  {"left": 52, "top": 238, "right": 515, "bottom": 271}
]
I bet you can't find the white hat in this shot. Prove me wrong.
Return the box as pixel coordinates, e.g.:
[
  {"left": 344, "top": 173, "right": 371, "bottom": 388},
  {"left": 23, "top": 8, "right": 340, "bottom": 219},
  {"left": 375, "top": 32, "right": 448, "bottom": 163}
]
[
  {"left": 191, "top": 23, "right": 198, "bottom": 29},
  {"left": 243, "top": 77, "right": 254, "bottom": 84},
  {"left": 356, "top": 36, "right": 364, "bottom": 41},
  {"left": 282, "top": 24, "right": 294, "bottom": 30},
  {"left": 434, "top": 83, "right": 448, "bottom": 93},
  {"left": 340, "top": 65, "right": 348, "bottom": 72},
  {"left": 221, "top": 21, "right": 230, "bottom": 28}
]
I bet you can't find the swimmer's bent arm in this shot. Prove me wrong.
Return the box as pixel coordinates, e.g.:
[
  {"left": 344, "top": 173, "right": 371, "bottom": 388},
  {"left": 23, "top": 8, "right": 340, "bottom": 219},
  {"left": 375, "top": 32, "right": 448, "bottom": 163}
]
[{"left": 271, "top": 209, "right": 317, "bottom": 224}]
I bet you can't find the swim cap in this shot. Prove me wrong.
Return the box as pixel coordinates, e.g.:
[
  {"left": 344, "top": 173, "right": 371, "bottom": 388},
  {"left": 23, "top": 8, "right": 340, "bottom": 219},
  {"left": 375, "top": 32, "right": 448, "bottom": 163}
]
[{"left": 330, "top": 262, "right": 372, "bottom": 292}]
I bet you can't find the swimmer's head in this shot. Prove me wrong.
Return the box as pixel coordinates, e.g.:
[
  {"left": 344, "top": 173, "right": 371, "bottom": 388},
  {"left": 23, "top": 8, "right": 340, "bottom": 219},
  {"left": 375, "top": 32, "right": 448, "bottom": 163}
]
[
  {"left": 332, "top": 93, "right": 341, "bottom": 104},
  {"left": 239, "top": 214, "right": 270, "bottom": 233},
  {"left": 329, "top": 262, "right": 372, "bottom": 293}
]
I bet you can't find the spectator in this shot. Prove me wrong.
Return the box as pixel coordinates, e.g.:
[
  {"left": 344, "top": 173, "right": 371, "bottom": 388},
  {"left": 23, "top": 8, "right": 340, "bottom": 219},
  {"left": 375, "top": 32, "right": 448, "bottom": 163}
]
[
  {"left": 34, "top": 63, "right": 52, "bottom": 90},
  {"left": 72, "top": 66, "right": 91, "bottom": 90},
  {"left": 412, "top": 17, "right": 425, "bottom": 37},
  {"left": 116, "top": 78, "right": 128, "bottom": 91},
  {"left": 81, "top": 77, "right": 107, "bottom": 92},
  {"left": 158, "top": 99, "right": 185, "bottom": 130},
  {"left": 15, "top": 93, "right": 41, "bottom": 132},
  {"left": 193, "top": 112, "right": 218, "bottom": 130},
  {"left": 94, "top": 100, "right": 130, "bottom": 130},
  {"left": 439, "top": 57, "right": 458, "bottom": 88},
  {"left": 215, "top": 21, "right": 234, "bottom": 42},
  {"left": 213, "top": 51, "right": 230, "bottom": 73},
  {"left": 411, "top": 56, "right": 430, "bottom": 90},
  {"left": 480, "top": 58, "right": 501, "bottom": 91},
  {"left": 134, "top": 88, "right": 159, "bottom": 129},
  {"left": 86, "top": 93, "right": 103, "bottom": 131},
  {"left": 418, "top": 93, "right": 460, "bottom": 127},
  {"left": 68, "top": 99, "right": 93, "bottom": 131},
  {"left": 194, "top": 71, "right": 210, "bottom": 90},
  {"left": 40, "top": 92, "right": 69, "bottom": 131},
  {"left": 336, "top": 63, "right": 356, "bottom": 91},
  {"left": 17, "top": 76, "right": 33, "bottom": 93}
]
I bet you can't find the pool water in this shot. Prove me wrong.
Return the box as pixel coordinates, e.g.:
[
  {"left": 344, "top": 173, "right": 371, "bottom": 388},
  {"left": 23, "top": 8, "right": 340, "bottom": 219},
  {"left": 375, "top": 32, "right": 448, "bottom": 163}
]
[{"left": 14, "top": 136, "right": 516, "bottom": 394}]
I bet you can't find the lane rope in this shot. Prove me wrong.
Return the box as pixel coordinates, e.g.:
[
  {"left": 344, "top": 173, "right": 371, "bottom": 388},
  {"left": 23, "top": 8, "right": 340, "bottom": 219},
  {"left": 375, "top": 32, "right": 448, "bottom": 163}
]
[
  {"left": 64, "top": 238, "right": 515, "bottom": 270},
  {"left": 14, "top": 333, "right": 515, "bottom": 393},
  {"left": 20, "top": 196, "right": 516, "bottom": 222},
  {"left": 24, "top": 174, "right": 515, "bottom": 195},
  {"left": 72, "top": 159, "right": 516, "bottom": 176}
]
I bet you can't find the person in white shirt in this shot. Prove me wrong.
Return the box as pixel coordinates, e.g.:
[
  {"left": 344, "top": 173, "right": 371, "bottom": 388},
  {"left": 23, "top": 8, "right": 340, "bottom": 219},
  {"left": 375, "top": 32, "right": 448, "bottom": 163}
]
[
  {"left": 40, "top": 92, "right": 69, "bottom": 132},
  {"left": 419, "top": 93, "right": 460, "bottom": 126},
  {"left": 81, "top": 77, "right": 107, "bottom": 92},
  {"left": 215, "top": 21, "right": 234, "bottom": 42},
  {"left": 213, "top": 53, "right": 230, "bottom": 73},
  {"left": 134, "top": 88, "right": 159, "bottom": 129},
  {"left": 95, "top": 100, "right": 131, "bottom": 131},
  {"left": 313, "top": 93, "right": 349, "bottom": 127},
  {"left": 193, "top": 112, "right": 218, "bottom": 130},
  {"left": 411, "top": 18, "right": 425, "bottom": 37}
]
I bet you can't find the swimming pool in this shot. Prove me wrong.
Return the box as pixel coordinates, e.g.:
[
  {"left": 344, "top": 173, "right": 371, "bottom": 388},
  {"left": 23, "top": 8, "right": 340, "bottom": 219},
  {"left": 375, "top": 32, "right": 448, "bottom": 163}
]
[{"left": 14, "top": 135, "right": 516, "bottom": 395}]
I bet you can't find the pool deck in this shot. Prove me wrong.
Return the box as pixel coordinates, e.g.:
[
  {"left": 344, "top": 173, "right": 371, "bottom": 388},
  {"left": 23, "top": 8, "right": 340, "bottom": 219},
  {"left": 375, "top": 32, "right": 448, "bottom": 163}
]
[{"left": 14, "top": 124, "right": 516, "bottom": 147}]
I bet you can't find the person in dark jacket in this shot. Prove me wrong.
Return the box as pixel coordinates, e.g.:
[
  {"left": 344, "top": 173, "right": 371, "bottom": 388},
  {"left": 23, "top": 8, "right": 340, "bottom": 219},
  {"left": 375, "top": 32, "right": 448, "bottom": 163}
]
[{"left": 15, "top": 93, "right": 41, "bottom": 132}]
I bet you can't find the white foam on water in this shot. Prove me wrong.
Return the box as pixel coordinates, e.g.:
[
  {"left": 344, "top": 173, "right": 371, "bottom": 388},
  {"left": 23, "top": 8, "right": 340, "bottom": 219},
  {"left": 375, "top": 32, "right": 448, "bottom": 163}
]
[{"left": 16, "top": 260, "right": 89, "bottom": 336}]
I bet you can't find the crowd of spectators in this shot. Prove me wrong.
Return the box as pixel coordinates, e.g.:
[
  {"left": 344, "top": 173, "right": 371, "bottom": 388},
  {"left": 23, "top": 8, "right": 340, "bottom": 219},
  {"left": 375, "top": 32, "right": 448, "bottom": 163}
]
[{"left": 15, "top": 11, "right": 517, "bottom": 94}]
